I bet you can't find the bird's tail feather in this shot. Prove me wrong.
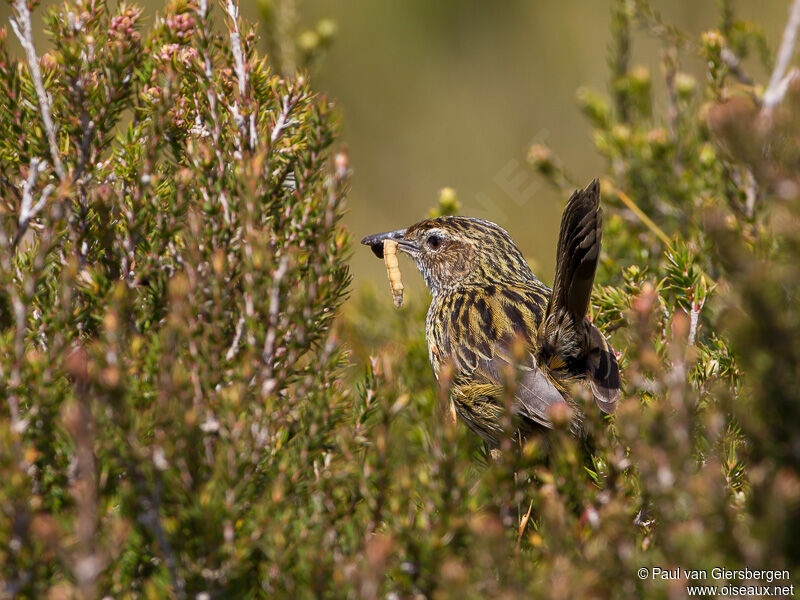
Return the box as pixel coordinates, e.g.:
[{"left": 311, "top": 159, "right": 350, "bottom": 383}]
[
  {"left": 542, "top": 179, "right": 621, "bottom": 412},
  {"left": 549, "top": 179, "right": 602, "bottom": 322}
]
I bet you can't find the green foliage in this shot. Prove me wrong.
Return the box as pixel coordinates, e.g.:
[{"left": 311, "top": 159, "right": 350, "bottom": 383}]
[
  {"left": 429, "top": 186, "right": 460, "bottom": 218},
  {"left": 1, "top": 0, "right": 800, "bottom": 598},
  {"left": 256, "top": 0, "right": 336, "bottom": 76},
  {"left": 1, "top": 0, "right": 352, "bottom": 596},
  {"left": 338, "top": 0, "right": 800, "bottom": 597}
]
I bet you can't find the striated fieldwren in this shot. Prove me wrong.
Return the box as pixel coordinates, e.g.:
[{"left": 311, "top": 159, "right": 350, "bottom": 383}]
[{"left": 362, "top": 180, "right": 620, "bottom": 446}]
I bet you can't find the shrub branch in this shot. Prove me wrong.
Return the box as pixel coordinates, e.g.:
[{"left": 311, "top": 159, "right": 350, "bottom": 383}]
[
  {"left": 763, "top": 0, "right": 800, "bottom": 112},
  {"left": 9, "top": 0, "right": 66, "bottom": 181}
]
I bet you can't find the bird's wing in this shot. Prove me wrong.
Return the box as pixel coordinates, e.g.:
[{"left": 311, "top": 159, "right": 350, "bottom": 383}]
[
  {"left": 442, "top": 283, "right": 567, "bottom": 430},
  {"left": 585, "top": 325, "right": 621, "bottom": 413},
  {"left": 472, "top": 350, "right": 567, "bottom": 429}
]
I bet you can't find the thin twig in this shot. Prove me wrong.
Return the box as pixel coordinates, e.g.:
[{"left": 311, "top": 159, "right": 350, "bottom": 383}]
[
  {"left": 17, "top": 158, "right": 45, "bottom": 218},
  {"left": 225, "top": 0, "right": 246, "bottom": 97},
  {"left": 631, "top": 0, "right": 692, "bottom": 51},
  {"left": 15, "top": 184, "right": 55, "bottom": 247},
  {"left": 9, "top": 0, "right": 66, "bottom": 181},
  {"left": 763, "top": 0, "right": 800, "bottom": 113},
  {"left": 270, "top": 93, "right": 300, "bottom": 146},
  {"left": 225, "top": 316, "right": 245, "bottom": 361},
  {"left": 192, "top": 5, "right": 229, "bottom": 191},
  {"left": 261, "top": 256, "right": 289, "bottom": 391},
  {"left": 720, "top": 47, "right": 754, "bottom": 86},
  {"left": 225, "top": 0, "right": 256, "bottom": 150},
  {"left": 662, "top": 49, "right": 679, "bottom": 140},
  {"left": 74, "top": 107, "right": 97, "bottom": 185},
  {"left": 13, "top": 159, "right": 55, "bottom": 248},
  {"left": 743, "top": 169, "right": 758, "bottom": 219},
  {"left": 610, "top": 0, "right": 631, "bottom": 123},
  {"left": 136, "top": 476, "right": 187, "bottom": 600},
  {"left": 603, "top": 180, "right": 673, "bottom": 248},
  {"left": 688, "top": 302, "right": 701, "bottom": 347},
  {"left": 7, "top": 293, "right": 26, "bottom": 432},
  {"left": 68, "top": 387, "right": 102, "bottom": 600}
]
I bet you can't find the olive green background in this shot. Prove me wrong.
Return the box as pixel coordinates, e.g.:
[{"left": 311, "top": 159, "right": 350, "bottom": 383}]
[
  {"left": 0, "top": 0, "right": 789, "bottom": 295},
  {"left": 291, "top": 0, "right": 787, "bottom": 298}
]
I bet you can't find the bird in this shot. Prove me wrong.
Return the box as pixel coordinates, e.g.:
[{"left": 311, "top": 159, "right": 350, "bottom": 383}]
[{"left": 361, "top": 179, "right": 621, "bottom": 447}]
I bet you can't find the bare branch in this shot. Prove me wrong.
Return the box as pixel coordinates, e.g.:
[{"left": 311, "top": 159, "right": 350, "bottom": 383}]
[
  {"left": 192, "top": 6, "right": 227, "bottom": 180},
  {"left": 225, "top": 316, "right": 246, "bottom": 361},
  {"left": 13, "top": 159, "right": 55, "bottom": 248},
  {"left": 225, "top": 0, "right": 246, "bottom": 97},
  {"left": 720, "top": 47, "right": 753, "bottom": 86},
  {"left": 65, "top": 390, "right": 103, "bottom": 600},
  {"left": 18, "top": 158, "right": 45, "bottom": 218},
  {"left": 9, "top": 0, "right": 66, "bottom": 181},
  {"left": 225, "top": 0, "right": 257, "bottom": 150},
  {"left": 688, "top": 304, "right": 700, "bottom": 346},
  {"left": 270, "top": 93, "right": 300, "bottom": 145},
  {"left": 261, "top": 256, "right": 289, "bottom": 391},
  {"left": 7, "top": 293, "right": 26, "bottom": 433},
  {"left": 744, "top": 169, "right": 759, "bottom": 219},
  {"left": 135, "top": 476, "right": 187, "bottom": 600},
  {"left": 763, "top": 0, "right": 800, "bottom": 112}
]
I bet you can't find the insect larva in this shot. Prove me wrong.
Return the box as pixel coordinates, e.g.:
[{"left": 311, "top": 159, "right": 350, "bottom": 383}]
[{"left": 383, "top": 239, "right": 404, "bottom": 308}]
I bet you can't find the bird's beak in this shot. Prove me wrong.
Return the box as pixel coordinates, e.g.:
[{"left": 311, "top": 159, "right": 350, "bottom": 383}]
[{"left": 361, "top": 228, "right": 410, "bottom": 258}]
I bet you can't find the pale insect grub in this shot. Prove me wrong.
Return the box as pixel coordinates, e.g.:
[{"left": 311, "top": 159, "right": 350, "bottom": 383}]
[{"left": 383, "top": 239, "right": 404, "bottom": 308}]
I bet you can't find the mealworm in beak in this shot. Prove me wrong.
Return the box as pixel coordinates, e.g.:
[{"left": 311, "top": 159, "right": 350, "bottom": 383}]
[{"left": 383, "top": 239, "right": 404, "bottom": 308}]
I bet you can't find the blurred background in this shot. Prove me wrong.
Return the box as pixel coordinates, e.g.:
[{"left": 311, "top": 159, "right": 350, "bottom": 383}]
[
  {"left": 257, "top": 0, "right": 788, "bottom": 295},
  {"left": 0, "top": 0, "right": 790, "bottom": 294}
]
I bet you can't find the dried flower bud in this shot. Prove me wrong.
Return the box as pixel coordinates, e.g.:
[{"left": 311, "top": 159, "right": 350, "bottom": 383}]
[
  {"left": 629, "top": 65, "right": 651, "bottom": 87},
  {"left": 297, "top": 30, "right": 320, "bottom": 53},
  {"left": 527, "top": 143, "right": 556, "bottom": 176},
  {"left": 611, "top": 124, "right": 632, "bottom": 145},
  {"left": 108, "top": 8, "right": 142, "bottom": 43},
  {"left": 675, "top": 72, "right": 696, "bottom": 98},
  {"left": 429, "top": 186, "right": 459, "bottom": 217},
  {"left": 701, "top": 30, "right": 724, "bottom": 51},
  {"left": 576, "top": 86, "right": 611, "bottom": 127},
  {"left": 334, "top": 148, "right": 349, "bottom": 179},
  {"left": 316, "top": 18, "right": 337, "bottom": 43},
  {"left": 647, "top": 127, "right": 668, "bottom": 148},
  {"left": 39, "top": 52, "right": 57, "bottom": 71},
  {"left": 167, "top": 12, "right": 196, "bottom": 41},
  {"left": 141, "top": 85, "right": 161, "bottom": 103},
  {"left": 159, "top": 43, "right": 181, "bottom": 62}
]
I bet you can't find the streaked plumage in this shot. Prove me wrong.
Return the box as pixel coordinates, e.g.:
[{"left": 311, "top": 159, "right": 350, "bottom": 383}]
[{"left": 362, "top": 180, "right": 620, "bottom": 446}]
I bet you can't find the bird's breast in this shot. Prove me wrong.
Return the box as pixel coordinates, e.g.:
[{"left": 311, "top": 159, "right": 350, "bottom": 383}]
[
  {"left": 425, "top": 294, "right": 453, "bottom": 381},
  {"left": 425, "top": 282, "right": 551, "bottom": 382}
]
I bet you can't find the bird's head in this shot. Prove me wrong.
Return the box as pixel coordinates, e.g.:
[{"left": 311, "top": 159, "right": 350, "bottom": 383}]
[{"left": 361, "top": 216, "right": 534, "bottom": 295}]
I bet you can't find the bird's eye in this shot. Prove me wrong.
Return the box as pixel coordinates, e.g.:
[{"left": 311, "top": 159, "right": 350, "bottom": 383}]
[{"left": 426, "top": 234, "right": 442, "bottom": 251}]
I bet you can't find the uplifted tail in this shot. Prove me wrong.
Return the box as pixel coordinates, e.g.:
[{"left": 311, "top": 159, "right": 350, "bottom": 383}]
[
  {"left": 539, "top": 179, "right": 621, "bottom": 412},
  {"left": 550, "top": 179, "right": 603, "bottom": 322}
]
